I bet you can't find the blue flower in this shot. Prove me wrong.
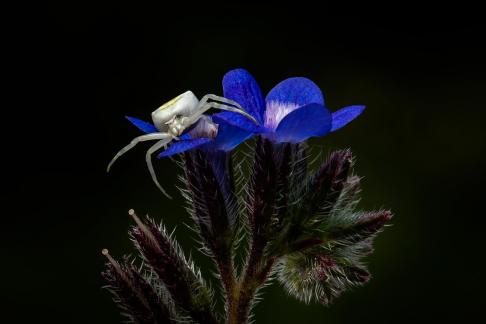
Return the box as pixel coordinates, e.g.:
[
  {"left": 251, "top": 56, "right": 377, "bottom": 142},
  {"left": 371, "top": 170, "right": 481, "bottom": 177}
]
[{"left": 213, "top": 68, "right": 365, "bottom": 143}]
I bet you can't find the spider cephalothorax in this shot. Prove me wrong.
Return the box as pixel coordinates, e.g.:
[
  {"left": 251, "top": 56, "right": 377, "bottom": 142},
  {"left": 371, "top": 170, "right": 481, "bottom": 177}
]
[{"left": 107, "top": 91, "right": 257, "bottom": 198}]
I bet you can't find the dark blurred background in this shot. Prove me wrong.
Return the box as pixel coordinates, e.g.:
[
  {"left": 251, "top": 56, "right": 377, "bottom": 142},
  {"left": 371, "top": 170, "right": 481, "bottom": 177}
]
[{"left": 4, "top": 2, "right": 485, "bottom": 323}]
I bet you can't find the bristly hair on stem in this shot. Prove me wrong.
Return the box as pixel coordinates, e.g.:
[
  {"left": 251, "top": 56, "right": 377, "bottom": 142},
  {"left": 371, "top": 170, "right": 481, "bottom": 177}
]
[
  {"left": 102, "top": 137, "right": 392, "bottom": 323},
  {"left": 101, "top": 249, "right": 178, "bottom": 323}
]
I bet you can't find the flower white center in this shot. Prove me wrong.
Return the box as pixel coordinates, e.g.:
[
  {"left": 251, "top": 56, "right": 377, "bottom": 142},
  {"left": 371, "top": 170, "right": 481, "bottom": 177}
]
[{"left": 264, "top": 101, "right": 300, "bottom": 130}]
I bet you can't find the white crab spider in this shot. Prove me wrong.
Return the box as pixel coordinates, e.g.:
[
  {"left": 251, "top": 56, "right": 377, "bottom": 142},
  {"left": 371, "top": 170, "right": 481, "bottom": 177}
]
[{"left": 107, "top": 91, "right": 258, "bottom": 198}]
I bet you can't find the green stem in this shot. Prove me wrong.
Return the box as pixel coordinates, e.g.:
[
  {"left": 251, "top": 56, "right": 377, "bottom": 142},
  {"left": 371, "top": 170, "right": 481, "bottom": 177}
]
[
  {"left": 228, "top": 258, "right": 275, "bottom": 324},
  {"left": 227, "top": 234, "right": 276, "bottom": 324}
]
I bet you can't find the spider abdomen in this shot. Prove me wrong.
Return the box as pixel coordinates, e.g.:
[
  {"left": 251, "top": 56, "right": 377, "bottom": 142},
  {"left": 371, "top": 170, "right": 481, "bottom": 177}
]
[{"left": 151, "top": 90, "right": 199, "bottom": 131}]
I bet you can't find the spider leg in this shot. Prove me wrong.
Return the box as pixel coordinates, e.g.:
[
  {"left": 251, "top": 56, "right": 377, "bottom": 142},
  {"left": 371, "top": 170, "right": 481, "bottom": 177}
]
[
  {"left": 107, "top": 133, "right": 172, "bottom": 172},
  {"left": 204, "top": 102, "right": 258, "bottom": 124},
  {"left": 146, "top": 138, "right": 174, "bottom": 198},
  {"left": 183, "top": 102, "right": 258, "bottom": 128},
  {"left": 198, "top": 94, "right": 244, "bottom": 110}
]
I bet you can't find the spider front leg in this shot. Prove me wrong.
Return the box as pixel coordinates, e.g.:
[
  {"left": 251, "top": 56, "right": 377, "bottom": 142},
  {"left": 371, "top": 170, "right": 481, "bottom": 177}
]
[
  {"left": 198, "top": 94, "right": 259, "bottom": 123},
  {"left": 198, "top": 94, "right": 244, "bottom": 110},
  {"left": 183, "top": 102, "right": 258, "bottom": 127},
  {"left": 146, "top": 138, "right": 174, "bottom": 198},
  {"left": 107, "top": 133, "right": 173, "bottom": 172}
]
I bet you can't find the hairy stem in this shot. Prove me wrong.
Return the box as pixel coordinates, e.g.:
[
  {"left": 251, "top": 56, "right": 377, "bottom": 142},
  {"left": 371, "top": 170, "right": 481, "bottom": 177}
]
[{"left": 227, "top": 254, "right": 276, "bottom": 324}]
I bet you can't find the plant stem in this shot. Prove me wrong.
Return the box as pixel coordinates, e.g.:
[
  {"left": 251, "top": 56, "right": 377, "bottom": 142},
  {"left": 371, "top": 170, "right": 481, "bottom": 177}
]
[
  {"left": 227, "top": 258, "right": 275, "bottom": 324},
  {"left": 217, "top": 247, "right": 238, "bottom": 323},
  {"left": 226, "top": 232, "right": 277, "bottom": 324}
]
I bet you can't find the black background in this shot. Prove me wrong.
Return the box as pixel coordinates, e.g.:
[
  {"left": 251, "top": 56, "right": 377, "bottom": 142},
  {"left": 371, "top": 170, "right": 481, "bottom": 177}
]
[{"left": 4, "top": 2, "right": 486, "bottom": 323}]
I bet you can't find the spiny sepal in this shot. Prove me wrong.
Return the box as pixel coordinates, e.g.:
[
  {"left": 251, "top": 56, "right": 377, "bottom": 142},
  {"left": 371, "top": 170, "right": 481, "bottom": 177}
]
[
  {"left": 276, "top": 207, "right": 391, "bottom": 306},
  {"left": 299, "top": 149, "right": 354, "bottom": 225},
  {"left": 275, "top": 149, "right": 361, "bottom": 254},
  {"left": 181, "top": 150, "right": 238, "bottom": 309},
  {"left": 276, "top": 242, "right": 373, "bottom": 306},
  {"left": 272, "top": 148, "right": 392, "bottom": 306},
  {"left": 324, "top": 210, "right": 393, "bottom": 246},
  {"left": 128, "top": 210, "right": 218, "bottom": 324},
  {"left": 275, "top": 208, "right": 391, "bottom": 306},
  {"left": 101, "top": 250, "right": 178, "bottom": 323},
  {"left": 181, "top": 150, "right": 236, "bottom": 255}
]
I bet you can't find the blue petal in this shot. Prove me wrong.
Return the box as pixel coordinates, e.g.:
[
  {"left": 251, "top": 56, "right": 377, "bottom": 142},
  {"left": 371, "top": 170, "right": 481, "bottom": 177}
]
[
  {"left": 125, "top": 116, "right": 158, "bottom": 134},
  {"left": 273, "top": 103, "right": 332, "bottom": 143},
  {"left": 179, "top": 132, "right": 192, "bottom": 140},
  {"left": 331, "top": 105, "right": 365, "bottom": 132},
  {"left": 158, "top": 138, "right": 212, "bottom": 158},
  {"left": 266, "top": 77, "right": 324, "bottom": 107},
  {"left": 212, "top": 111, "right": 266, "bottom": 133},
  {"left": 203, "top": 121, "right": 254, "bottom": 151},
  {"left": 223, "top": 69, "right": 265, "bottom": 124}
]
